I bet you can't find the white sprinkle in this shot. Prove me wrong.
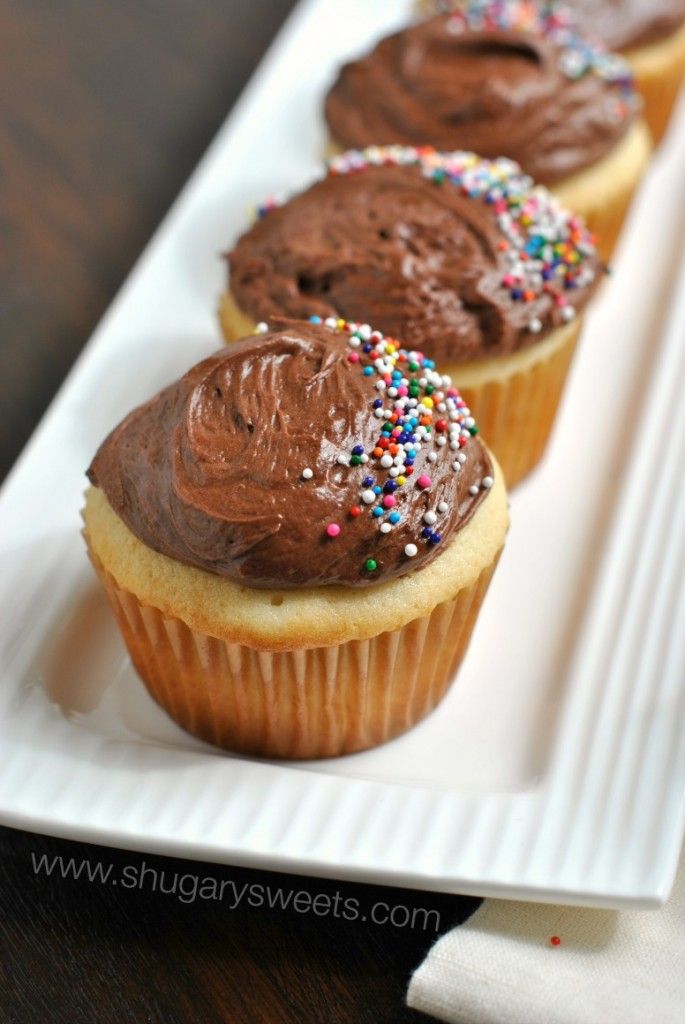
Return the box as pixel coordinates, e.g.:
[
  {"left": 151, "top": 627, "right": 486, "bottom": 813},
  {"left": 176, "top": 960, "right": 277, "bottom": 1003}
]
[
  {"left": 469, "top": 485, "right": 479, "bottom": 496},
  {"left": 561, "top": 305, "right": 576, "bottom": 323},
  {"left": 405, "top": 544, "right": 418, "bottom": 558},
  {"left": 325, "top": 317, "right": 338, "bottom": 329},
  {"left": 387, "top": 387, "right": 398, "bottom": 398},
  {"left": 529, "top": 317, "right": 543, "bottom": 334},
  {"left": 427, "top": 452, "right": 438, "bottom": 463},
  {"left": 389, "top": 467, "right": 400, "bottom": 478},
  {"left": 360, "top": 454, "right": 369, "bottom": 464},
  {"left": 374, "top": 408, "right": 385, "bottom": 418},
  {"left": 380, "top": 454, "right": 394, "bottom": 468},
  {"left": 256, "top": 322, "right": 269, "bottom": 334},
  {"left": 348, "top": 336, "right": 361, "bottom": 348},
  {"left": 424, "top": 511, "right": 437, "bottom": 526},
  {"left": 436, "top": 436, "right": 447, "bottom": 447},
  {"left": 302, "top": 468, "right": 313, "bottom": 480},
  {"left": 362, "top": 489, "right": 376, "bottom": 505},
  {"left": 457, "top": 453, "right": 467, "bottom": 464},
  {"left": 482, "top": 476, "right": 494, "bottom": 490},
  {"left": 380, "top": 523, "right": 392, "bottom": 534},
  {"left": 452, "top": 461, "right": 462, "bottom": 472},
  {"left": 438, "top": 501, "right": 449, "bottom": 513},
  {"left": 337, "top": 454, "right": 348, "bottom": 465}
]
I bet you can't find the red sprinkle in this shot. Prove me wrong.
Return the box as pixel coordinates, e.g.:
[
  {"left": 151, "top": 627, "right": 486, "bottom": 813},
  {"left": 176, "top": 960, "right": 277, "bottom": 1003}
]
[{"left": 550, "top": 936, "right": 561, "bottom": 947}]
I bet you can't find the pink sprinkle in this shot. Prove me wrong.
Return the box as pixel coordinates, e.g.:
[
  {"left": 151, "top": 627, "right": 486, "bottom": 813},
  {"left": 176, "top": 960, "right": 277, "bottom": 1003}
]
[
  {"left": 326, "top": 523, "right": 341, "bottom": 538},
  {"left": 383, "top": 495, "right": 397, "bottom": 509},
  {"left": 348, "top": 352, "right": 360, "bottom": 363},
  {"left": 417, "top": 475, "right": 432, "bottom": 490},
  {"left": 397, "top": 386, "right": 408, "bottom": 397}
]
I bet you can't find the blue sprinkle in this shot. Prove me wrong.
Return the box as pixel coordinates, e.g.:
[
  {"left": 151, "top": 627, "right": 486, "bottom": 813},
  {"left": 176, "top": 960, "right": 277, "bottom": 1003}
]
[
  {"left": 373, "top": 486, "right": 382, "bottom": 495},
  {"left": 372, "top": 507, "right": 384, "bottom": 518},
  {"left": 363, "top": 475, "right": 374, "bottom": 487},
  {"left": 309, "top": 315, "right": 322, "bottom": 324},
  {"left": 352, "top": 445, "right": 364, "bottom": 456},
  {"left": 389, "top": 512, "right": 401, "bottom": 524}
]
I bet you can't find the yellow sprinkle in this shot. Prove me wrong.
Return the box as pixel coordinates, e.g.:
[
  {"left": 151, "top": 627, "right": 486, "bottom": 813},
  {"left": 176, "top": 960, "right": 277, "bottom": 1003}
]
[
  {"left": 422, "top": 397, "right": 434, "bottom": 408},
  {"left": 337, "top": 318, "right": 345, "bottom": 329},
  {"left": 397, "top": 476, "right": 406, "bottom": 486}
]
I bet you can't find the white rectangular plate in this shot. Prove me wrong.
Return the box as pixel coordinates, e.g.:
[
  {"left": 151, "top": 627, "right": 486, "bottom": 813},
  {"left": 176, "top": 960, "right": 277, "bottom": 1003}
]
[{"left": 1, "top": 0, "right": 684, "bottom": 909}]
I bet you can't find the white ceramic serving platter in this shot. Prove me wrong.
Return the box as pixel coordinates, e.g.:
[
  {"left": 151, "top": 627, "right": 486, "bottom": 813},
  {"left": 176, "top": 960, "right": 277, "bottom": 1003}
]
[{"left": 1, "top": 0, "right": 684, "bottom": 910}]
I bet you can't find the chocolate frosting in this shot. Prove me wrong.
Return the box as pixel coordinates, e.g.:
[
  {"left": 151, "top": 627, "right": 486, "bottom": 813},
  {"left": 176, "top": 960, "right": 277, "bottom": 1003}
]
[
  {"left": 228, "top": 157, "right": 600, "bottom": 364},
  {"left": 324, "top": 14, "right": 636, "bottom": 183},
  {"left": 87, "top": 321, "right": 493, "bottom": 589},
  {"left": 567, "top": 0, "right": 685, "bottom": 50}
]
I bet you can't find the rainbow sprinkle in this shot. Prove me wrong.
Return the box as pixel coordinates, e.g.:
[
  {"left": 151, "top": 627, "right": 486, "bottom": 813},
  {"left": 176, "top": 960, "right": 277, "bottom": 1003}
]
[
  {"left": 327, "top": 145, "right": 598, "bottom": 328},
  {"left": 296, "top": 316, "right": 492, "bottom": 572}
]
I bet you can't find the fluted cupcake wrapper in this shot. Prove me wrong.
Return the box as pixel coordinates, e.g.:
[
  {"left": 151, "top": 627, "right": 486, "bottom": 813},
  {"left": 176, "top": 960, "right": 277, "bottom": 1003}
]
[
  {"left": 448, "top": 321, "right": 580, "bottom": 489},
  {"left": 634, "top": 28, "right": 685, "bottom": 144},
  {"left": 86, "top": 542, "right": 499, "bottom": 760}
]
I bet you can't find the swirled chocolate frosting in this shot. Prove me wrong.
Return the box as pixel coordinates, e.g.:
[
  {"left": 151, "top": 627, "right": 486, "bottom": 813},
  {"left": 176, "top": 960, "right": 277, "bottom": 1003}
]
[
  {"left": 87, "top": 320, "right": 494, "bottom": 588},
  {"left": 325, "top": 10, "right": 638, "bottom": 183},
  {"left": 228, "top": 149, "right": 600, "bottom": 364},
  {"left": 567, "top": 0, "right": 685, "bottom": 50}
]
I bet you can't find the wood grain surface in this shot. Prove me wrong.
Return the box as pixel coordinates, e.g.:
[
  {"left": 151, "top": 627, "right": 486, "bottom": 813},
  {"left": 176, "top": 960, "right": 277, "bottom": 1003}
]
[{"left": 0, "top": 3, "right": 481, "bottom": 1021}]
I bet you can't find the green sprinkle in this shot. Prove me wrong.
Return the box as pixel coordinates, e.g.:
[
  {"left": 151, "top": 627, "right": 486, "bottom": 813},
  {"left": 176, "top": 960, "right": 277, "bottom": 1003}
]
[{"left": 365, "top": 559, "right": 378, "bottom": 572}]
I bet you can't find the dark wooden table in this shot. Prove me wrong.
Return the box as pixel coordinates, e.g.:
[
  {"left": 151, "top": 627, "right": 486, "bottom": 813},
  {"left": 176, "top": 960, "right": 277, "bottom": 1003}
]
[{"left": 0, "top": 3, "right": 480, "bottom": 1021}]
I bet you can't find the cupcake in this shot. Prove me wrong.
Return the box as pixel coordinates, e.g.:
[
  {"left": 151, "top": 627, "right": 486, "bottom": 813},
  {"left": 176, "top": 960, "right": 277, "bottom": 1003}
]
[
  {"left": 222, "top": 147, "right": 602, "bottom": 487},
  {"left": 325, "top": 4, "right": 651, "bottom": 260},
  {"left": 417, "top": 0, "right": 685, "bottom": 142},
  {"left": 84, "top": 318, "right": 508, "bottom": 760}
]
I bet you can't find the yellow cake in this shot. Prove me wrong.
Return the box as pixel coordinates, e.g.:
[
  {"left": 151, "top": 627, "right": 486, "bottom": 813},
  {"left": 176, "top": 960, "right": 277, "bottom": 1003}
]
[{"left": 84, "top": 318, "right": 508, "bottom": 759}]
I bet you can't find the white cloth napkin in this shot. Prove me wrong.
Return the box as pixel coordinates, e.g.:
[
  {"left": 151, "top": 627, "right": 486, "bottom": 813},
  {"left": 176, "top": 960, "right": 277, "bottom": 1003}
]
[{"left": 407, "top": 854, "right": 685, "bottom": 1024}]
